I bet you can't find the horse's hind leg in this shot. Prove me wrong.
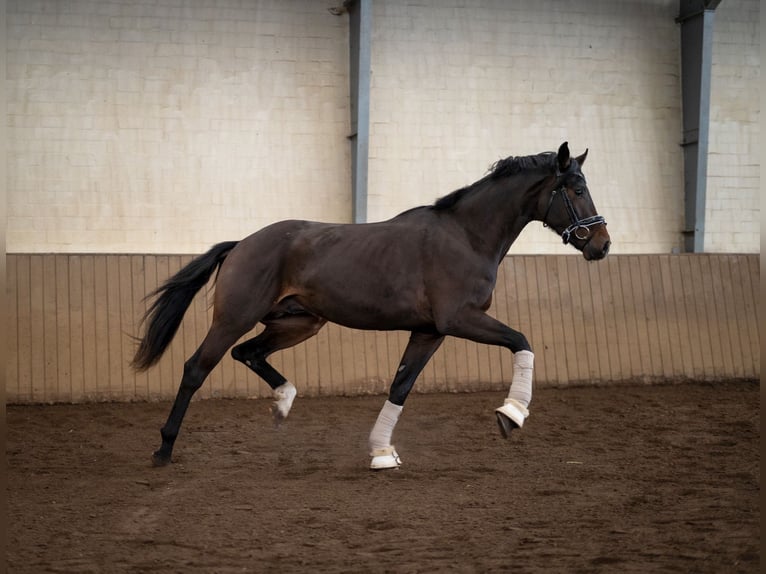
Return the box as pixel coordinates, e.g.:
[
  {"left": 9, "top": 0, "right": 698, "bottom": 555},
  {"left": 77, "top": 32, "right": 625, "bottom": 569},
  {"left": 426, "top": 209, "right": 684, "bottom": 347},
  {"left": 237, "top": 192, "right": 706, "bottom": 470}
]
[
  {"left": 153, "top": 322, "right": 247, "bottom": 466},
  {"left": 231, "top": 312, "right": 326, "bottom": 424}
]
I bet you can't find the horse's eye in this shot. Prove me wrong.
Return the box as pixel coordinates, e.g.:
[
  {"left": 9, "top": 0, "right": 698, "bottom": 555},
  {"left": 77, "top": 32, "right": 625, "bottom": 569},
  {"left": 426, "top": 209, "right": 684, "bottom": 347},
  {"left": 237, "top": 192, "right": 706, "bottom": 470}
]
[{"left": 575, "top": 187, "right": 585, "bottom": 196}]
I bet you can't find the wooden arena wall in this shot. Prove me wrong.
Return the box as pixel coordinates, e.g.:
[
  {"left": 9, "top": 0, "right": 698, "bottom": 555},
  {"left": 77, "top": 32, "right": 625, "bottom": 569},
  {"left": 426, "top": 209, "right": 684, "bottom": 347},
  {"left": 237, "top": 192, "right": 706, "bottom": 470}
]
[{"left": 6, "top": 253, "right": 760, "bottom": 404}]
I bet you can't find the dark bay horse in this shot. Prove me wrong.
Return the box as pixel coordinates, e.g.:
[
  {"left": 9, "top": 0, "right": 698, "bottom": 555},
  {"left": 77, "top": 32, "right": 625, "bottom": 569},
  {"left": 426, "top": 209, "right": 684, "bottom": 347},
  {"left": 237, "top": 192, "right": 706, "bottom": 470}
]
[{"left": 133, "top": 142, "right": 610, "bottom": 470}]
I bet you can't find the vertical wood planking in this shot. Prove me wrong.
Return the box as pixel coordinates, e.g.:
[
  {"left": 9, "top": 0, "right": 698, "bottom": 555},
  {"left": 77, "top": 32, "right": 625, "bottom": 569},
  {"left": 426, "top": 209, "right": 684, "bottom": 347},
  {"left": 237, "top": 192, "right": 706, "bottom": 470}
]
[
  {"left": 493, "top": 259, "right": 512, "bottom": 386},
  {"left": 41, "top": 256, "right": 59, "bottom": 401},
  {"left": 679, "top": 256, "right": 706, "bottom": 378},
  {"left": 739, "top": 255, "right": 759, "bottom": 376},
  {"left": 689, "top": 256, "right": 716, "bottom": 377},
  {"left": 373, "top": 327, "right": 393, "bottom": 394},
  {"left": 6, "top": 254, "right": 760, "bottom": 403},
  {"left": 12, "top": 256, "right": 32, "bottom": 402},
  {"left": 68, "top": 256, "right": 85, "bottom": 401},
  {"left": 302, "top": 325, "right": 323, "bottom": 396},
  {"left": 728, "top": 255, "right": 755, "bottom": 376},
  {"left": 568, "top": 257, "right": 598, "bottom": 381},
  {"left": 92, "top": 256, "right": 110, "bottom": 398},
  {"left": 130, "top": 255, "right": 149, "bottom": 399},
  {"left": 556, "top": 256, "right": 582, "bottom": 381},
  {"left": 292, "top": 326, "right": 311, "bottom": 394},
  {"left": 616, "top": 257, "right": 641, "bottom": 379},
  {"left": 329, "top": 324, "right": 346, "bottom": 394},
  {"left": 105, "top": 256, "right": 124, "bottom": 398},
  {"left": 626, "top": 256, "right": 653, "bottom": 380},
  {"left": 746, "top": 256, "right": 760, "bottom": 376},
  {"left": 636, "top": 255, "right": 664, "bottom": 380},
  {"left": 118, "top": 255, "right": 136, "bottom": 399},
  {"left": 141, "top": 255, "right": 160, "bottom": 398},
  {"left": 547, "top": 257, "right": 569, "bottom": 384},
  {"left": 659, "top": 255, "right": 692, "bottom": 378},
  {"left": 54, "top": 256, "right": 72, "bottom": 402},
  {"left": 315, "top": 326, "right": 331, "bottom": 395},
  {"left": 7, "top": 256, "right": 21, "bottom": 400},
  {"left": 697, "top": 256, "right": 724, "bottom": 379},
  {"left": 165, "top": 256, "right": 185, "bottom": 398},
  {"left": 524, "top": 257, "right": 547, "bottom": 383},
  {"left": 597, "top": 255, "right": 621, "bottom": 380},
  {"left": 80, "top": 257, "right": 98, "bottom": 399},
  {"left": 609, "top": 256, "right": 630, "bottom": 380},
  {"left": 706, "top": 256, "right": 735, "bottom": 378},
  {"left": 153, "top": 256, "right": 173, "bottom": 398},
  {"left": 28, "top": 256, "right": 45, "bottom": 401},
  {"left": 646, "top": 256, "right": 675, "bottom": 379},
  {"left": 350, "top": 329, "right": 368, "bottom": 393}
]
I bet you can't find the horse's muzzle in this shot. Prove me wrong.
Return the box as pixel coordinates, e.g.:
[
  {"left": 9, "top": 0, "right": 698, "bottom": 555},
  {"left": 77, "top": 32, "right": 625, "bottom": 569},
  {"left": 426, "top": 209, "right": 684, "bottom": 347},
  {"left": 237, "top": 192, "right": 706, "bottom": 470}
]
[{"left": 582, "top": 228, "right": 611, "bottom": 261}]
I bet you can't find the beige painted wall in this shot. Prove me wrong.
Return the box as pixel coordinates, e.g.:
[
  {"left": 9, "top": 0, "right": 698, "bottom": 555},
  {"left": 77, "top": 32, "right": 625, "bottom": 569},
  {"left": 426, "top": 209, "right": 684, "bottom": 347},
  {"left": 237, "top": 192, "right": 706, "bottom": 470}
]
[
  {"left": 368, "top": 0, "right": 686, "bottom": 255},
  {"left": 707, "top": 0, "right": 760, "bottom": 252},
  {"left": 7, "top": 0, "right": 352, "bottom": 254},
  {"left": 6, "top": 0, "right": 760, "bottom": 255}
]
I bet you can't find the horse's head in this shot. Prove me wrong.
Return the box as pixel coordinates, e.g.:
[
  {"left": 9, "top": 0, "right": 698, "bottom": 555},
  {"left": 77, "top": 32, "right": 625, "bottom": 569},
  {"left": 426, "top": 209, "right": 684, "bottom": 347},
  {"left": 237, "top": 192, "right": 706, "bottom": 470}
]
[{"left": 541, "top": 142, "right": 611, "bottom": 261}]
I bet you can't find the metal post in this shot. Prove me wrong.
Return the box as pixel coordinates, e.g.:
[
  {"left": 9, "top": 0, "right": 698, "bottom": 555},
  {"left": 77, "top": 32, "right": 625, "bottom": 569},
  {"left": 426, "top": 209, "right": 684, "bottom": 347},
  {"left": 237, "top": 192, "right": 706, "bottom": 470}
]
[
  {"left": 677, "top": 0, "right": 720, "bottom": 252},
  {"left": 345, "top": 0, "right": 372, "bottom": 224}
]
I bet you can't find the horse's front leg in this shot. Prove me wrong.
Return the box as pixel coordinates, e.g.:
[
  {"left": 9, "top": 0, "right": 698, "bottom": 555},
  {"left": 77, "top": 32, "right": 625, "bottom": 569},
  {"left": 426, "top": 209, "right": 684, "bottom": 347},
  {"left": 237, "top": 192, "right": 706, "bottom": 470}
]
[
  {"left": 439, "top": 309, "right": 534, "bottom": 438},
  {"left": 369, "top": 331, "right": 445, "bottom": 470}
]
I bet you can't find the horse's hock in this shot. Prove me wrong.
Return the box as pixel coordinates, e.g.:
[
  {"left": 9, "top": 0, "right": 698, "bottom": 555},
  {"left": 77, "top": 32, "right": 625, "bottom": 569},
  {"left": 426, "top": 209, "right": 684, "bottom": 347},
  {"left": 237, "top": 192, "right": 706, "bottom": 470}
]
[{"left": 6, "top": 253, "right": 759, "bottom": 404}]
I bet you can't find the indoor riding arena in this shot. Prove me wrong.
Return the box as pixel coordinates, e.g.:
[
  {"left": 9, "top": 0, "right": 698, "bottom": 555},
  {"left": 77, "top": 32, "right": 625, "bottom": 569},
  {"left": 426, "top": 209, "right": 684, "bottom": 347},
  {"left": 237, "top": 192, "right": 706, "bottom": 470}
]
[{"left": 6, "top": 1, "right": 759, "bottom": 573}]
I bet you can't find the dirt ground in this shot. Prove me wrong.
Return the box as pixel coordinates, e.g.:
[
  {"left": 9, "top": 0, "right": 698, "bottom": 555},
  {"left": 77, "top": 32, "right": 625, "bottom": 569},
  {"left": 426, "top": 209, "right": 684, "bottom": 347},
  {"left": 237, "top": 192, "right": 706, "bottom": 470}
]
[{"left": 7, "top": 381, "right": 760, "bottom": 573}]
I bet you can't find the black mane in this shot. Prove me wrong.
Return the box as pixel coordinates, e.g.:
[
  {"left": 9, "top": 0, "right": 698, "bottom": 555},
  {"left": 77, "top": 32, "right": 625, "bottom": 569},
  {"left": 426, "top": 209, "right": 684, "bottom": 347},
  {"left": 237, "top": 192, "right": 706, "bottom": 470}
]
[{"left": 432, "top": 152, "right": 556, "bottom": 211}]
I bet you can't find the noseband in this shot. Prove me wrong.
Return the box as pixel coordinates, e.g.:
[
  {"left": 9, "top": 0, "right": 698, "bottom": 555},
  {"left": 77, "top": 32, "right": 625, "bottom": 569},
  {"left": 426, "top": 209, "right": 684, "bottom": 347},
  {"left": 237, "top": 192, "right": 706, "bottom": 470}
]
[{"left": 543, "top": 182, "right": 606, "bottom": 245}]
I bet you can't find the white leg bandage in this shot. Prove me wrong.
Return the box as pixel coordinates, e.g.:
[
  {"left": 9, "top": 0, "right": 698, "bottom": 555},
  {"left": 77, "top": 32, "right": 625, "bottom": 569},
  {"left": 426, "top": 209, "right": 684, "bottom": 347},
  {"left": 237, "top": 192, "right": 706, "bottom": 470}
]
[
  {"left": 369, "top": 400, "right": 403, "bottom": 452},
  {"left": 507, "top": 350, "right": 534, "bottom": 408},
  {"left": 272, "top": 381, "right": 297, "bottom": 424},
  {"left": 495, "top": 350, "right": 534, "bottom": 434},
  {"left": 368, "top": 400, "right": 403, "bottom": 469}
]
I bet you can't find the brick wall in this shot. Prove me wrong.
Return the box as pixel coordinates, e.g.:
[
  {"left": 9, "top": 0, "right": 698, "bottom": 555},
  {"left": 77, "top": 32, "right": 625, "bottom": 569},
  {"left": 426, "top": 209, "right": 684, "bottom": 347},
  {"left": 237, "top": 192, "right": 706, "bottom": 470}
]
[
  {"left": 706, "top": 0, "right": 760, "bottom": 252},
  {"left": 368, "top": 0, "right": 686, "bottom": 254},
  {"left": 6, "top": 0, "right": 351, "bottom": 254},
  {"left": 5, "top": 0, "right": 759, "bottom": 255}
]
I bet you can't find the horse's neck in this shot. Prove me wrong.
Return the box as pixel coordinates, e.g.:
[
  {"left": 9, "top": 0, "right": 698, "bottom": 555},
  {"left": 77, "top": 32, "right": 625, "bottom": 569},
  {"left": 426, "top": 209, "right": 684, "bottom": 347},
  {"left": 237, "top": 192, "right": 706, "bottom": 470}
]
[{"left": 451, "top": 173, "right": 549, "bottom": 263}]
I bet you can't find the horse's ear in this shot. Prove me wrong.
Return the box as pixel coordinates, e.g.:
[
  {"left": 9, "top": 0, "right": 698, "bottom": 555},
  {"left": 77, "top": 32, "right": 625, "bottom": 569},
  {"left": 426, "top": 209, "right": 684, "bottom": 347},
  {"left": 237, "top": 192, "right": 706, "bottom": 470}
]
[
  {"left": 557, "top": 142, "right": 570, "bottom": 172},
  {"left": 575, "top": 148, "right": 588, "bottom": 166}
]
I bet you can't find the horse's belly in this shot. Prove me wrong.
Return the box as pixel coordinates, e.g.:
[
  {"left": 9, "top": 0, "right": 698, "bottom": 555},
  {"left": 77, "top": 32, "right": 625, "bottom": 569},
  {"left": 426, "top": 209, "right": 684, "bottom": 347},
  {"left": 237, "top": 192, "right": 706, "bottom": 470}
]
[{"left": 289, "top": 283, "right": 433, "bottom": 332}]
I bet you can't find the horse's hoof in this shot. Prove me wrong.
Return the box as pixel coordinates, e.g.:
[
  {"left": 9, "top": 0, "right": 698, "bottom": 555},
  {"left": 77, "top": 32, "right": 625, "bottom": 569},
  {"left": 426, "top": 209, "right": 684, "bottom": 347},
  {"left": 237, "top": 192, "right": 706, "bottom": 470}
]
[
  {"left": 495, "top": 411, "right": 518, "bottom": 439},
  {"left": 495, "top": 399, "right": 528, "bottom": 439},
  {"left": 271, "top": 382, "right": 297, "bottom": 427},
  {"left": 369, "top": 446, "right": 402, "bottom": 470},
  {"left": 151, "top": 451, "right": 171, "bottom": 467}
]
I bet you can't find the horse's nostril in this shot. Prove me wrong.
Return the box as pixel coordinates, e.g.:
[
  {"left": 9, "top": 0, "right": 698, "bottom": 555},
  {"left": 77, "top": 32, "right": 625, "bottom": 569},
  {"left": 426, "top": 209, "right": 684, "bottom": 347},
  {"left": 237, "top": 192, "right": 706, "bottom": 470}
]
[{"left": 602, "top": 240, "right": 611, "bottom": 256}]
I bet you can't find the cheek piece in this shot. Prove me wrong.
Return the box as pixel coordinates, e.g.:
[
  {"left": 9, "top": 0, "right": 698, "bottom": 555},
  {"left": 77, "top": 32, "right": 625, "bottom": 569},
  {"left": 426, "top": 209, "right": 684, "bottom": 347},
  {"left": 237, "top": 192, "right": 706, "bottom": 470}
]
[{"left": 542, "top": 179, "right": 606, "bottom": 244}]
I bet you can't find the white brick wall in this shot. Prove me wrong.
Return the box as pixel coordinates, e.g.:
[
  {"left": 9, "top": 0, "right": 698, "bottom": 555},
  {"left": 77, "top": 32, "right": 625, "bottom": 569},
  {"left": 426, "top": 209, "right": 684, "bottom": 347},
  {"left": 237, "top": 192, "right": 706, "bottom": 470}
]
[
  {"left": 368, "top": 0, "right": 759, "bottom": 255},
  {"left": 706, "top": 0, "right": 760, "bottom": 253},
  {"left": 6, "top": 0, "right": 759, "bottom": 255},
  {"left": 7, "top": 0, "right": 351, "bottom": 253},
  {"left": 368, "top": 0, "right": 686, "bottom": 255}
]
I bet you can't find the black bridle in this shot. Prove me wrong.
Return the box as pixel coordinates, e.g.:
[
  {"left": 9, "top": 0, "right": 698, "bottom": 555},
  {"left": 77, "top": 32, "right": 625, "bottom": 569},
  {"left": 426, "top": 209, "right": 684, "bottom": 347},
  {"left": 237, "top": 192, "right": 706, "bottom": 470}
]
[{"left": 543, "top": 177, "right": 606, "bottom": 245}]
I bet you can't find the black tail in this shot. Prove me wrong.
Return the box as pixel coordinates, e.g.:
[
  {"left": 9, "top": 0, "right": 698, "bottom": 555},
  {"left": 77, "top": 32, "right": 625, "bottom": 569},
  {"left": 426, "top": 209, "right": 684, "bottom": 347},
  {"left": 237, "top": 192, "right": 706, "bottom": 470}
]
[{"left": 131, "top": 241, "right": 239, "bottom": 371}]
